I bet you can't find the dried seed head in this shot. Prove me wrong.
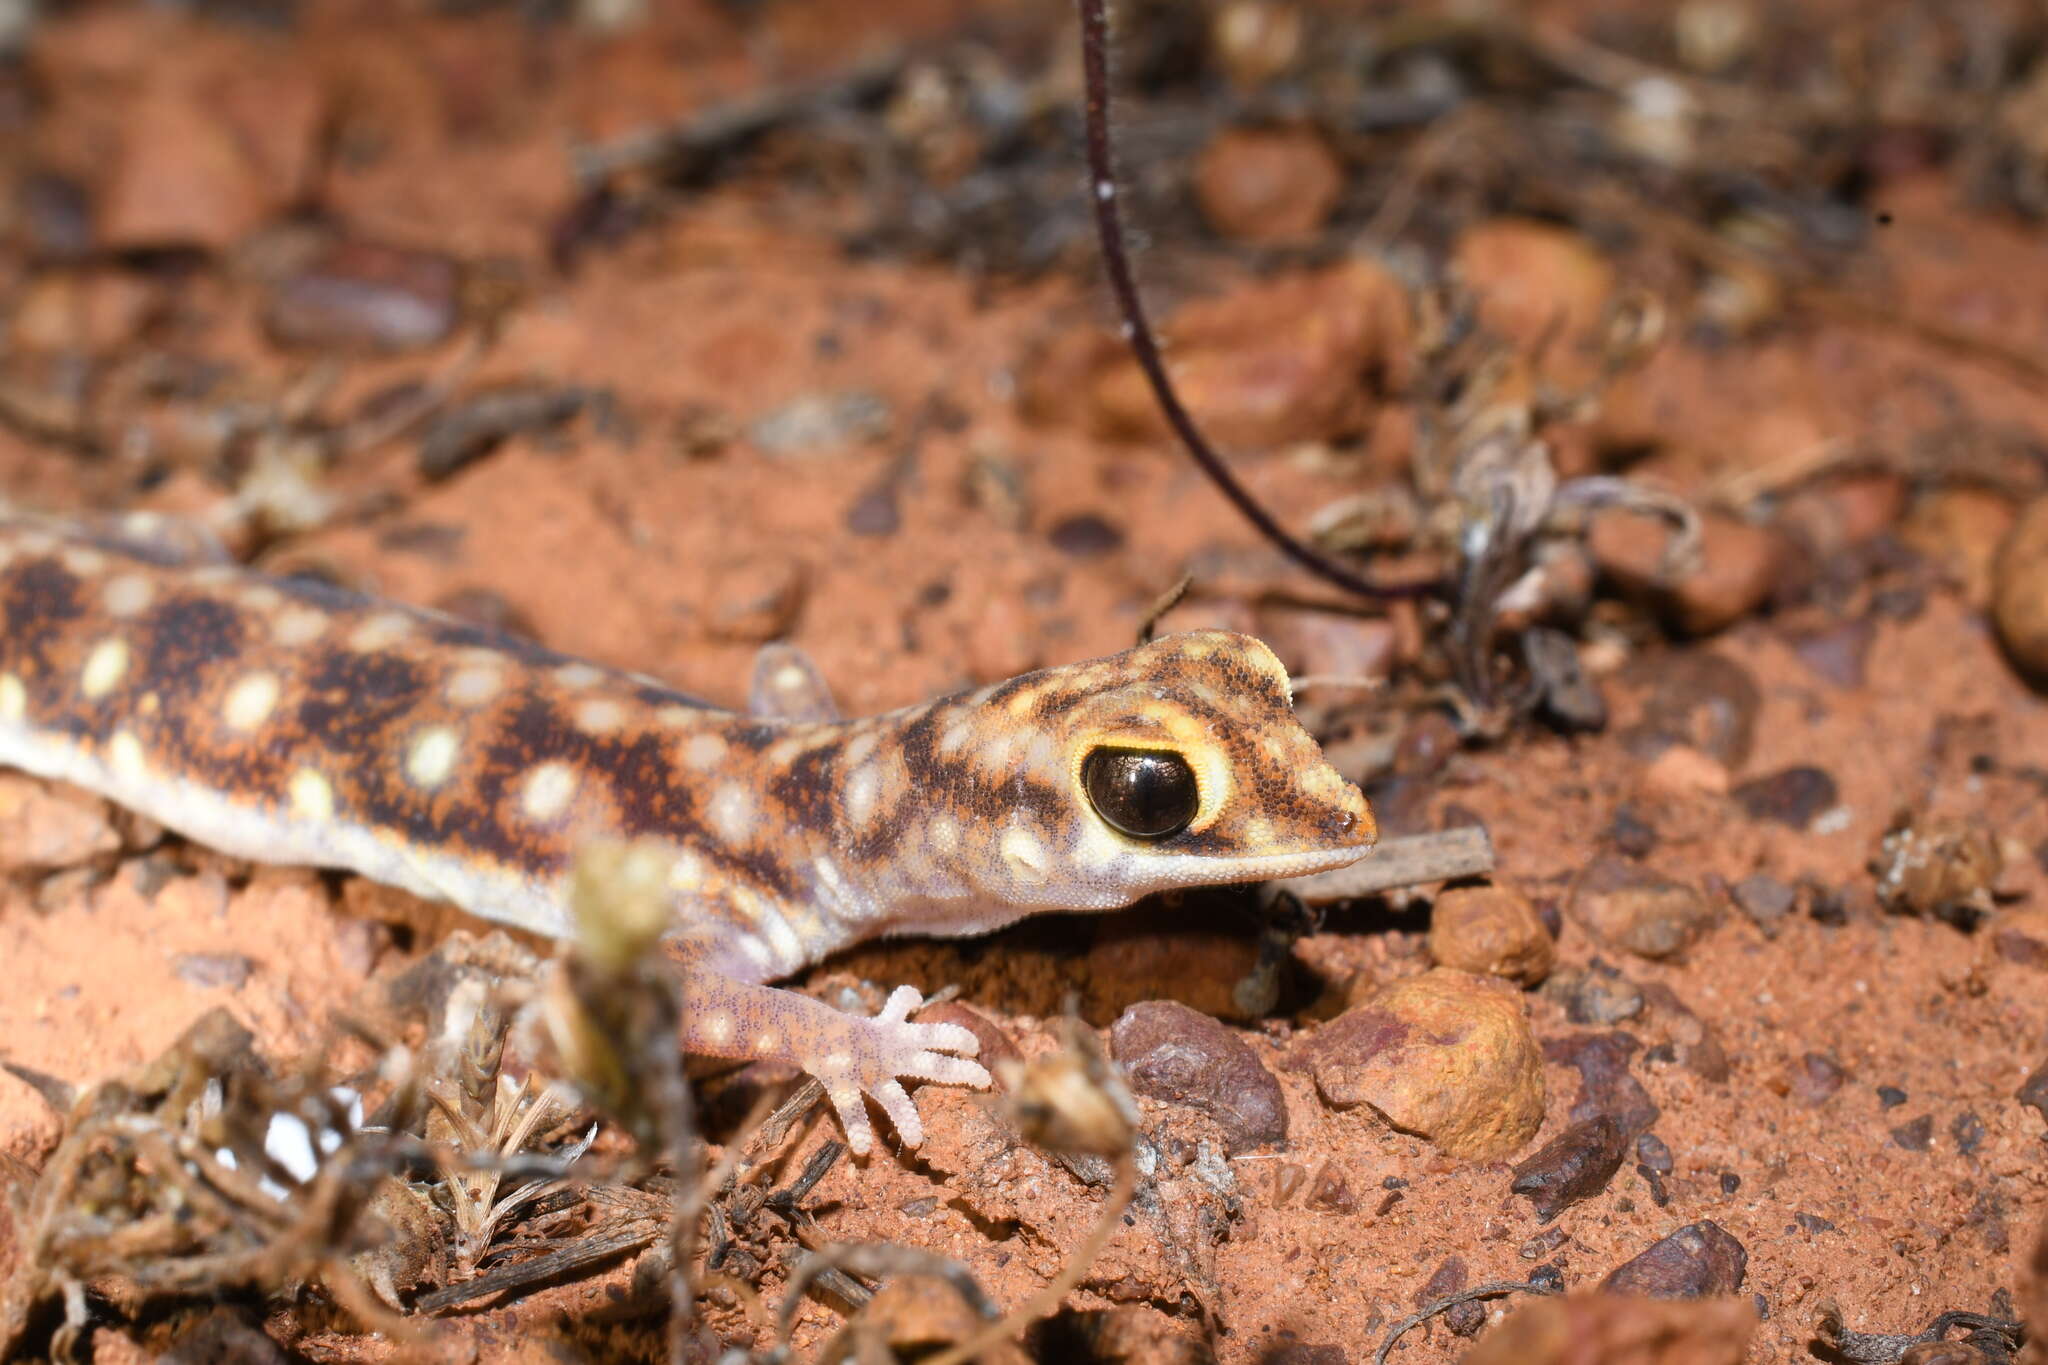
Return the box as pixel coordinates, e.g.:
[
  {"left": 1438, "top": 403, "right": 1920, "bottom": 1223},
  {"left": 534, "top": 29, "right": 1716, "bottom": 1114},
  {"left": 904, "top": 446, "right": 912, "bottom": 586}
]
[
  {"left": 994, "top": 1022, "right": 1136, "bottom": 1159},
  {"left": 567, "top": 838, "right": 677, "bottom": 977}
]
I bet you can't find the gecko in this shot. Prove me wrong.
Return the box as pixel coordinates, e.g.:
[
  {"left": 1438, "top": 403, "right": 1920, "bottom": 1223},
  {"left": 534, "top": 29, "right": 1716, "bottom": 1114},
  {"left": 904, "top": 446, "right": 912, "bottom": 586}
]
[{"left": 0, "top": 514, "right": 1377, "bottom": 1153}]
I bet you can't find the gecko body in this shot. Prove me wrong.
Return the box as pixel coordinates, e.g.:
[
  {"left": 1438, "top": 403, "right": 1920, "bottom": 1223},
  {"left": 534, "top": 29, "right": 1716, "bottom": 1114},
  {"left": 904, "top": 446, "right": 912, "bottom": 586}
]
[{"left": 0, "top": 516, "right": 1376, "bottom": 1150}]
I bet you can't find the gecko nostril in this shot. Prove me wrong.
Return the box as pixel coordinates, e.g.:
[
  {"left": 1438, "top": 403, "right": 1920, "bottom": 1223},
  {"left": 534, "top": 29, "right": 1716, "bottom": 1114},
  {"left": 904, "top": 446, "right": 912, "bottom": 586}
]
[{"left": 1333, "top": 809, "right": 1357, "bottom": 835}]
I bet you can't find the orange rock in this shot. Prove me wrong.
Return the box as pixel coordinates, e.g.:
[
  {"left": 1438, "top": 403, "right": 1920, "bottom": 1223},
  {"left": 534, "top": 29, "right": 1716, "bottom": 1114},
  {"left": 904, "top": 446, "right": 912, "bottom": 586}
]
[
  {"left": 1639, "top": 744, "right": 1731, "bottom": 799},
  {"left": 1287, "top": 968, "right": 1544, "bottom": 1160},
  {"left": 1462, "top": 1292, "right": 1757, "bottom": 1365},
  {"left": 1060, "top": 259, "right": 1410, "bottom": 450},
  {"left": 1453, "top": 219, "right": 1615, "bottom": 387},
  {"left": 1589, "top": 510, "right": 1786, "bottom": 636},
  {"left": 1902, "top": 487, "right": 2016, "bottom": 610},
  {"left": 1193, "top": 125, "right": 1343, "bottom": 245},
  {"left": 0, "top": 773, "right": 122, "bottom": 869},
  {"left": 1778, "top": 472, "right": 1908, "bottom": 555},
  {"left": 101, "top": 84, "right": 272, "bottom": 250},
  {"left": 1569, "top": 858, "right": 1716, "bottom": 961},
  {"left": 1427, "top": 882, "right": 1556, "bottom": 986},
  {"left": 1993, "top": 495, "right": 2048, "bottom": 686}
]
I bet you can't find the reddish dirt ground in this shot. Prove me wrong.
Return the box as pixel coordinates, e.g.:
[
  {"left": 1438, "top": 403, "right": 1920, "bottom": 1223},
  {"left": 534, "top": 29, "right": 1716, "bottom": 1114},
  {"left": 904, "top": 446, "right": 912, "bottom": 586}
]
[{"left": 1, "top": 2, "right": 2046, "bottom": 1362}]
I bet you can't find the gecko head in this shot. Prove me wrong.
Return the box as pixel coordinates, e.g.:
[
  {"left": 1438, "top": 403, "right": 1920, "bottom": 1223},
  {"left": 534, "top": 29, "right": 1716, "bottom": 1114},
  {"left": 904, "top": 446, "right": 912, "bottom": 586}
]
[{"left": 948, "top": 630, "right": 1376, "bottom": 910}]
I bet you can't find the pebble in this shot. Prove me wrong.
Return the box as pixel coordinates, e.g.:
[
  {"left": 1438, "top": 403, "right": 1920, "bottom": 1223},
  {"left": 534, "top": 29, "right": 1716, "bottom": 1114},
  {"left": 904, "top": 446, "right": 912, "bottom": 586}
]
[
  {"left": 704, "top": 554, "right": 806, "bottom": 642},
  {"left": 747, "top": 389, "right": 891, "bottom": 459},
  {"left": 1625, "top": 651, "right": 1761, "bottom": 768},
  {"left": 417, "top": 384, "right": 587, "bottom": 480},
  {"left": 1047, "top": 512, "right": 1126, "bottom": 559},
  {"left": 1790, "top": 1052, "right": 1847, "bottom": 1106},
  {"left": 1600, "top": 1219, "right": 1748, "bottom": 1298},
  {"left": 1427, "top": 881, "right": 1555, "bottom": 986},
  {"left": 1257, "top": 608, "right": 1399, "bottom": 689},
  {"left": 172, "top": 952, "right": 255, "bottom": 990},
  {"left": 1462, "top": 1294, "right": 1756, "bottom": 1365},
  {"left": 1109, "top": 999, "right": 1287, "bottom": 1153},
  {"left": 918, "top": 1002, "right": 1022, "bottom": 1086},
  {"left": 0, "top": 773, "right": 122, "bottom": 869},
  {"left": 1608, "top": 805, "right": 1659, "bottom": 859},
  {"left": 1951, "top": 1110, "right": 1987, "bottom": 1155},
  {"left": 1877, "top": 1085, "right": 1908, "bottom": 1110},
  {"left": 1902, "top": 488, "right": 2016, "bottom": 611},
  {"left": 1589, "top": 511, "right": 1787, "bottom": 636},
  {"left": 1730, "top": 875, "right": 1796, "bottom": 938},
  {"left": 265, "top": 240, "right": 461, "bottom": 353},
  {"left": 1509, "top": 1114, "right": 1631, "bottom": 1222},
  {"left": 1544, "top": 964, "right": 1645, "bottom": 1026},
  {"left": 1414, "top": 1256, "right": 1484, "bottom": 1337},
  {"left": 1992, "top": 496, "right": 2048, "bottom": 686},
  {"left": 1787, "top": 617, "right": 1874, "bottom": 690},
  {"left": 1873, "top": 818, "right": 2003, "bottom": 922},
  {"left": 1452, "top": 220, "right": 1615, "bottom": 385},
  {"left": 1991, "top": 910, "right": 2048, "bottom": 970},
  {"left": 1635, "top": 1132, "right": 1675, "bottom": 1176},
  {"left": 1777, "top": 473, "right": 1908, "bottom": 557},
  {"left": 2019, "top": 1059, "right": 2048, "bottom": 1125},
  {"left": 1890, "top": 1114, "right": 1935, "bottom": 1151},
  {"left": 1731, "top": 766, "right": 1839, "bottom": 831},
  {"left": 1637, "top": 982, "right": 1730, "bottom": 1084},
  {"left": 102, "top": 86, "right": 271, "bottom": 250},
  {"left": 1639, "top": 744, "right": 1730, "bottom": 799},
  {"left": 1192, "top": 125, "right": 1343, "bottom": 245},
  {"left": 1568, "top": 858, "right": 1715, "bottom": 961},
  {"left": 1069, "top": 259, "right": 1409, "bottom": 449},
  {"left": 1285, "top": 968, "right": 1545, "bottom": 1161},
  {"left": 1543, "top": 1031, "right": 1660, "bottom": 1137},
  {"left": 1525, "top": 625, "right": 1608, "bottom": 732}
]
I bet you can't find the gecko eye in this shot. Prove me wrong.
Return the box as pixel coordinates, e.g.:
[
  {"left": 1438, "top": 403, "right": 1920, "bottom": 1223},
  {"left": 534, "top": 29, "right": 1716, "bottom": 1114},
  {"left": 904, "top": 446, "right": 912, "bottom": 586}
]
[{"left": 1081, "top": 747, "right": 1199, "bottom": 839}]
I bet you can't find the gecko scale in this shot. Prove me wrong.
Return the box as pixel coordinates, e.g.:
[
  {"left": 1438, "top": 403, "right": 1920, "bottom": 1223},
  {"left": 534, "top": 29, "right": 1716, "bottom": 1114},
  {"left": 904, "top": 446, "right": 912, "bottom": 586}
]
[{"left": 0, "top": 515, "right": 1377, "bottom": 1152}]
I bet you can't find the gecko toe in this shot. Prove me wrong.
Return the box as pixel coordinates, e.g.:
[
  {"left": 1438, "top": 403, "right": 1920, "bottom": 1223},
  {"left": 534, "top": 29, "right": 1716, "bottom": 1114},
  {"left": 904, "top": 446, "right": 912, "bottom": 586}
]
[
  {"left": 877, "top": 984, "right": 925, "bottom": 1025},
  {"left": 828, "top": 1085, "right": 875, "bottom": 1156},
  {"left": 873, "top": 1080, "right": 922, "bottom": 1147}
]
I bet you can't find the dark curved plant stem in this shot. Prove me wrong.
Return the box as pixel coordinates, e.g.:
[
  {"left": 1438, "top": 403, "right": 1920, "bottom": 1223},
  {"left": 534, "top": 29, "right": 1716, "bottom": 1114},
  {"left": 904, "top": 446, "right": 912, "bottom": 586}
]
[{"left": 1077, "top": 0, "right": 1436, "bottom": 602}]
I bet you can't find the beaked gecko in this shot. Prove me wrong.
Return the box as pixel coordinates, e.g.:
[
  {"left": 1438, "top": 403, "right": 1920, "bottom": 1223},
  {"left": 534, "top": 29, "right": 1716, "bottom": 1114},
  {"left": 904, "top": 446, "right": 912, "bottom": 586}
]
[{"left": 0, "top": 516, "right": 1377, "bottom": 1151}]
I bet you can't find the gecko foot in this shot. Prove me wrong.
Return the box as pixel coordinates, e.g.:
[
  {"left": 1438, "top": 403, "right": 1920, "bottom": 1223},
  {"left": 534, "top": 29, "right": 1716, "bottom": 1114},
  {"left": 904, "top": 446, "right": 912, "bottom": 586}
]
[{"left": 816, "top": 985, "right": 988, "bottom": 1154}]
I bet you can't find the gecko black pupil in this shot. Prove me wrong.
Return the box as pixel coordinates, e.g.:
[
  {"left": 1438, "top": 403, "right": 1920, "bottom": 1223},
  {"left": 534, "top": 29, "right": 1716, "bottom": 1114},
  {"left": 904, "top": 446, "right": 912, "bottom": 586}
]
[{"left": 1081, "top": 747, "right": 1198, "bottom": 839}]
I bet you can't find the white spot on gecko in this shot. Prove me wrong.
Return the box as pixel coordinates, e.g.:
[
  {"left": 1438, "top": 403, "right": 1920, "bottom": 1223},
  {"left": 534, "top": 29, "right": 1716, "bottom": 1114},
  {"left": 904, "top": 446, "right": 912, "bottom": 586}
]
[
  {"left": 521, "top": 762, "right": 578, "bottom": 822},
  {"left": 349, "top": 612, "right": 414, "bottom": 651},
  {"left": 406, "top": 727, "right": 461, "bottom": 789},
  {"left": 682, "top": 732, "right": 727, "bottom": 771},
  {"left": 0, "top": 674, "right": 24, "bottom": 723},
  {"left": 273, "top": 606, "right": 327, "bottom": 647},
  {"left": 445, "top": 664, "right": 502, "bottom": 708},
  {"left": 554, "top": 663, "right": 604, "bottom": 689},
  {"left": 223, "top": 672, "right": 280, "bottom": 732},
  {"left": 80, "top": 639, "right": 129, "bottom": 699},
  {"left": 108, "top": 730, "right": 145, "bottom": 779},
  {"left": 59, "top": 546, "right": 105, "bottom": 575},
  {"left": 704, "top": 1011, "right": 736, "bottom": 1047},
  {"left": 102, "top": 574, "right": 154, "bottom": 618},
  {"left": 238, "top": 584, "right": 283, "bottom": 612},
  {"left": 574, "top": 698, "right": 627, "bottom": 734},
  {"left": 1000, "top": 827, "right": 1051, "bottom": 885},
  {"left": 707, "top": 782, "right": 754, "bottom": 843},
  {"left": 842, "top": 763, "right": 881, "bottom": 826},
  {"left": 290, "top": 768, "right": 334, "bottom": 820}
]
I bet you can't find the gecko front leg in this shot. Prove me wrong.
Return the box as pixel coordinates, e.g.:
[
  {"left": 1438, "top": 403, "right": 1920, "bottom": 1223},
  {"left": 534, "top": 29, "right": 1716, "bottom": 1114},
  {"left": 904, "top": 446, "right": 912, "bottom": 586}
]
[{"left": 675, "top": 963, "right": 987, "bottom": 1153}]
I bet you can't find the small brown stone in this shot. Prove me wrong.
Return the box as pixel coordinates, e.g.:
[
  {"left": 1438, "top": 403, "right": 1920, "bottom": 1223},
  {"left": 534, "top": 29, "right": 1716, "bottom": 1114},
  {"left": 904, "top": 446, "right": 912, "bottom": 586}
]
[
  {"left": 1995, "top": 495, "right": 2048, "bottom": 687},
  {"left": 704, "top": 554, "right": 806, "bottom": 643},
  {"left": 0, "top": 773, "right": 121, "bottom": 869},
  {"left": 1462, "top": 1293, "right": 1757, "bottom": 1365},
  {"left": 1285, "top": 968, "right": 1545, "bottom": 1161},
  {"left": 1258, "top": 608, "right": 1398, "bottom": 688},
  {"left": 1731, "top": 766, "right": 1839, "bottom": 831},
  {"left": 1569, "top": 858, "right": 1715, "bottom": 961},
  {"left": 102, "top": 85, "right": 270, "bottom": 249},
  {"left": 1427, "top": 881, "right": 1556, "bottom": 985},
  {"left": 1193, "top": 125, "right": 1343, "bottom": 246},
  {"left": 1511, "top": 1114, "right": 1631, "bottom": 1222},
  {"left": 1901, "top": 488, "right": 2016, "bottom": 610},
  {"left": 1110, "top": 999, "right": 1287, "bottom": 1152},
  {"left": 1071, "top": 260, "right": 1409, "bottom": 450},
  {"left": 918, "top": 1002, "right": 1022, "bottom": 1087},
  {"left": 1777, "top": 473, "right": 1908, "bottom": 556},
  {"left": 1992, "top": 910, "right": 2048, "bottom": 970},
  {"left": 1453, "top": 220, "right": 1615, "bottom": 387},
  {"left": 1590, "top": 511, "right": 1787, "bottom": 636},
  {"left": 1627, "top": 652, "right": 1761, "bottom": 768},
  {"left": 1790, "top": 1052, "right": 1847, "bottom": 1106},
  {"left": 2019, "top": 1058, "right": 2048, "bottom": 1125},
  {"left": 1545, "top": 1032, "right": 1661, "bottom": 1137},
  {"left": 1601, "top": 1220, "right": 1748, "bottom": 1298}
]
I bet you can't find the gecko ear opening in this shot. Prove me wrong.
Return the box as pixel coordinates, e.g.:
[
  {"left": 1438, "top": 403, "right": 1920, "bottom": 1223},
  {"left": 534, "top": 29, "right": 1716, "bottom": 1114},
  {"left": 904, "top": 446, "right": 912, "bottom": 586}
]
[{"left": 1080, "top": 746, "right": 1199, "bottom": 839}]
